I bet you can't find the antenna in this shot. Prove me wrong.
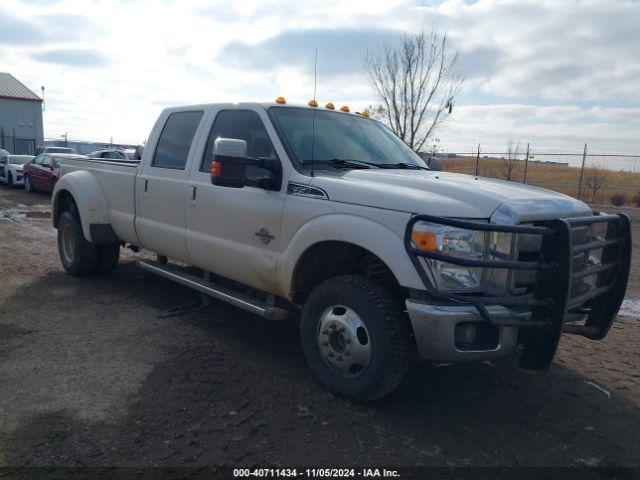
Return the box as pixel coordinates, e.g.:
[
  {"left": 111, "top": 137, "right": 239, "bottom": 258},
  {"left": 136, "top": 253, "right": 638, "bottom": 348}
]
[{"left": 310, "top": 47, "right": 318, "bottom": 177}]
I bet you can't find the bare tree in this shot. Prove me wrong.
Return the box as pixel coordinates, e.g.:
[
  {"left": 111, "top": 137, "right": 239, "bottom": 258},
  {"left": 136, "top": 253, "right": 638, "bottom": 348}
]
[
  {"left": 498, "top": 138, "right": 521, "bottom": 181},
  {"left": 365, "top": 32, "right": 464, "bottom": 152},
  {"left": 585, "top": 167, "right": 608, "bottom": 203}
]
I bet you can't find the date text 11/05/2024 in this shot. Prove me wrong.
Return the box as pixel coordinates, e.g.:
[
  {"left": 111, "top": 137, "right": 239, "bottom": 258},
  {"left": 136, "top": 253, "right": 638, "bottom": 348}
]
[{"left": 233, "top": 468, "right": 401, "bottom": 478}]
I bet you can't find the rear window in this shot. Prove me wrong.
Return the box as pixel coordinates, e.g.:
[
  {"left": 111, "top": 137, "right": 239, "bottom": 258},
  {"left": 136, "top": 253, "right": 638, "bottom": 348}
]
[{"left": 152, "top": 111, "right": 204, "bottom": 169}]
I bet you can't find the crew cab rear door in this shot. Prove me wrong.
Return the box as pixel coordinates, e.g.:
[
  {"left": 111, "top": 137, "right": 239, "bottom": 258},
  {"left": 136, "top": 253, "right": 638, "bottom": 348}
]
[
  {"left": 185, "top": 107, "right": 285, "bottom": 292},
  {"left": 135, "top": 109, "right": 205, "bottom": 262}
]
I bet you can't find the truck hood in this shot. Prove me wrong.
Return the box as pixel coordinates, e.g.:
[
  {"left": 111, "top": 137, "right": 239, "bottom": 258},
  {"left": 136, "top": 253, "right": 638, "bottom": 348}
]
[{"left": 310, "top": 169, "right": 592, "bottom": 222}]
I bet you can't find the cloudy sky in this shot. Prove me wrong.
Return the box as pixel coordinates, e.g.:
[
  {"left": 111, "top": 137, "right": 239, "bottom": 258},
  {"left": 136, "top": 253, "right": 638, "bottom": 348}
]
[{"left": 1, "top": 0, "right": 638, "bottom": 156}]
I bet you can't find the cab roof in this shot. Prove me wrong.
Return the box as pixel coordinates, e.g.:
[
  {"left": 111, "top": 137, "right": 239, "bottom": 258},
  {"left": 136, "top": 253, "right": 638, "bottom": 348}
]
[{"left": 162, "top": 102, "right": 371, "bottom": 118}]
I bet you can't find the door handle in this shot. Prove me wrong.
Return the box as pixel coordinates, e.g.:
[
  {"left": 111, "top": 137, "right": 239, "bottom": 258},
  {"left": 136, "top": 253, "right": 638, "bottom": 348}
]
[
  {"left": 144, "top": 179, "right": 148, "bottom": 192},
  {"left": 191, "top": 185, "right": 197, "bottom": 200}
]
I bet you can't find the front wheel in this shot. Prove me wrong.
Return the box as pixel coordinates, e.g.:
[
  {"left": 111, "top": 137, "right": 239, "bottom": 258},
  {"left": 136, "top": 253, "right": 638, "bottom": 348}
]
[
  {"left": 7, "top": 172, "right": 14, "bottom": 187},
  {"left": 24, "top": 176, "right": 34, "bottom": 193},
  {"left": 58, "top": 211, "right": 98, "bottom": 275},
  {"left": 300, "top": 275, "right": 411, "bottom": 402}
]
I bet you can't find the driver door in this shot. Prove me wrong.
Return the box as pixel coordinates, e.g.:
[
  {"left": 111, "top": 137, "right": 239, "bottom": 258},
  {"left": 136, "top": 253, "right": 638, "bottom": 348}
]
[{"left": 185, "top": 108, "right": 285, "bottom": 292}]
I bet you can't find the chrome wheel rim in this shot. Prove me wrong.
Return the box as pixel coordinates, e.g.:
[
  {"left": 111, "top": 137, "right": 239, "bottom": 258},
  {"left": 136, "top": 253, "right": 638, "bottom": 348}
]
[
  {"left": 61, "top": 223, "right": 76, "bottom": 264},
  {"left": 317, "top": 305, "right": 371, "bottom": 376}
]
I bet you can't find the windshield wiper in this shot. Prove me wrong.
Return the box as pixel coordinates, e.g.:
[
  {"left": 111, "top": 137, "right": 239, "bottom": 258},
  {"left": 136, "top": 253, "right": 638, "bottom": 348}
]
[
  {"left": 378, "top": 162, "right": 429, "bottom": 170},
  {"left": 303, "top": 158, "right": 378, "bottom": 170}
]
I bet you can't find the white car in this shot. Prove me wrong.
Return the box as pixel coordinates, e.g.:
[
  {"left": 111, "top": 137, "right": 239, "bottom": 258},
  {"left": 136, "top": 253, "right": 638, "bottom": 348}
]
[
  {"left": 0, "top": 153, "right": 34, "bottom": 187},
  {"left": 50, "top": 101, "right": 631, "bottom": 401}
]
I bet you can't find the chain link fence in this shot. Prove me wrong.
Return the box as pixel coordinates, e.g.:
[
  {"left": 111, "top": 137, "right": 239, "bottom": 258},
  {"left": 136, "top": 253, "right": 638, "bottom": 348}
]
[{"left": 435, "top": 145, "right": 640, "bottom": 208}]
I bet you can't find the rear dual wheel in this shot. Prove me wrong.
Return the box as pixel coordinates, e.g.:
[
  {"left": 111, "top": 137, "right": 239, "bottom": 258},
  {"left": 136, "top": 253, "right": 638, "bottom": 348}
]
[
  {"left": 58, "top": 210, "right": 119, "bottom": 275},
  {"left": 300, "top": 275, "right": 411, "bottom": 402}
]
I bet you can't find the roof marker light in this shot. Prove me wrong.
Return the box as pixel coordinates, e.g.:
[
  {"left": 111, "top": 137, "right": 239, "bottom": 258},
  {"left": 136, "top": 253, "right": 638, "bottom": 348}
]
[
  {"left": 361, "top": 110, "right": 370, "bottom": 117},
  {"left": 275, "top": 96, "right": 286, "bottom": 104},
  {"left": 325, "top": 102, "right": 335, "bottom": 110},
  {"left": 340, "top": 105, "right": 350, "bottom": 112},
  {"left": 308, "top": 99, "right": 318, "bottom": 107}
]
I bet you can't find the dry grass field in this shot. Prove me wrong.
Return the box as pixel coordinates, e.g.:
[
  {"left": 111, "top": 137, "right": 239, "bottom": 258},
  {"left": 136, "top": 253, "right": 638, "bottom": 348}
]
[{"left": 443, "top": 156, "right": 640, "bottom": 206}]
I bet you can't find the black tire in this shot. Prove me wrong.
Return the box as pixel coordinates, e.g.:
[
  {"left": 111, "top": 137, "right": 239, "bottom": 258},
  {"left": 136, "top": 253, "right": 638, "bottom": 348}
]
[
  {"left": 94, "top": 243, "right": 120, "bottom": 273},
  {"left": 300, "top": 275, "right": 410, "bottom": 402},
  {"left": 24, "top": 175, "right": 34, "bottom": 193},
  {"left": 7, "top": 172, "right": 14, "bottom": 187},
  {"left": 57, "top": 210, "right": 98, "bottom": 275}
]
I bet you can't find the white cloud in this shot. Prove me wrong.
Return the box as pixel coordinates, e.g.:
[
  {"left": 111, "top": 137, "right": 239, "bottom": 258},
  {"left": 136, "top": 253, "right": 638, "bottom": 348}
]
[{"left": 0, "top": 0, "right": 637, "bottom": 153}]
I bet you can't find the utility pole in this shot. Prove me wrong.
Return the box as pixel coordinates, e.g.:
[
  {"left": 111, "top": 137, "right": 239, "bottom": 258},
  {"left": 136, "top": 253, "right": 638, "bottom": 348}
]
[
  {"left": 577, "top": 142, "right": 587, "bottom": 200},
  {"left": 522, "top": 142, "right": 530, "bottom": 184},
  {"left": 41, "top": 86, "right": 45, "bottom": 111},
  {"left": 474, "top": 143, "right": 481, "bottom": 176},
  {"left": 62, "top": 132, "right": 68, "bottom": 147}
]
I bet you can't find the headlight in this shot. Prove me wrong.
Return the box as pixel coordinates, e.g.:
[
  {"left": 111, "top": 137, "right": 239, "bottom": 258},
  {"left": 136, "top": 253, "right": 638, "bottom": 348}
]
[{"left": 411, "top": 222, "right": 486, "bottom": 291}]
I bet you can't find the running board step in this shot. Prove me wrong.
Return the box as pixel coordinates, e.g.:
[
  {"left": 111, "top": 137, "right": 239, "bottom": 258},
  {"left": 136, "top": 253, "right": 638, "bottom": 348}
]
[{"left": 137, "top": 260, "right": 288, "bottom": 321}]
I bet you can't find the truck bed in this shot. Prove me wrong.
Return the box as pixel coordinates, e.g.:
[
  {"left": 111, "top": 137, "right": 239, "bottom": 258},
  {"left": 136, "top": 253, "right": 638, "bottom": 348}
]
[{"left": 59, "top": 157, "right": 140, "bottom": 245}]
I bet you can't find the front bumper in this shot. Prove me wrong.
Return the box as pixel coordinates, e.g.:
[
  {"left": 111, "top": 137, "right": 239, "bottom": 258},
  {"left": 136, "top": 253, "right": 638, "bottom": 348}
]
[
  {"left": 404, "top": 213, "right": 632, "bottom": 370},
  {"left": 406, "top": 301, "right": 521, "bottom": 362}
]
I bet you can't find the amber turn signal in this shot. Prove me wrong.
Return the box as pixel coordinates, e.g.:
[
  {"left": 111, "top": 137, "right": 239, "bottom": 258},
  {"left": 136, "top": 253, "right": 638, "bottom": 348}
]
[
  {"left": 275, "top": 96, "right": 286, "bottom": 104},
  {"left": 325, "top": 102, "right": 335, "bottom": 109},
  {"left": 411, "top": 231, "right": 437, "bottom": 251},
  {"left": 211, "top": 161, "right": 222, "bottom": 177},
  {"left": 340, "top": 105, "right": 350, "bottom": 112},
  {"left": 308, "top": 99, "right": 318, "bottom": 107}
]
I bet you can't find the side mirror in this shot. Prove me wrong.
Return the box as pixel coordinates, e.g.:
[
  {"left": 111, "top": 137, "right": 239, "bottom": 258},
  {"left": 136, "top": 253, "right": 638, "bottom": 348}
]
[
  {"left": 211, "top": 138, "right": 249, "bottom": 188},
  {"left": 427, "top": 156, "right": 442, "bottom": 171},
  {"left": 211, "top": 138, "right": 281, "bottom": 190}
]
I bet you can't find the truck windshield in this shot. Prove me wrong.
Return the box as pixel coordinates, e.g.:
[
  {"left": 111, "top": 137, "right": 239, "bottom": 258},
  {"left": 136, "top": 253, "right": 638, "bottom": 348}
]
[{"left": 268, "top": 107, "right": 427, "bottom": 170}]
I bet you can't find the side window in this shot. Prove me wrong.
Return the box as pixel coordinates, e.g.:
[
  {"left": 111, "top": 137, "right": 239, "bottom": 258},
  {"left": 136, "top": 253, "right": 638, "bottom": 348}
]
[
  {"left": 34, "top": 155, "right": 44, "bottom": 165},
  {"left": 152, "top": 111, "right": 203, "bottom": 169},
  {"left": 200, "top": 110, "right": 278, "bottom": 182}
]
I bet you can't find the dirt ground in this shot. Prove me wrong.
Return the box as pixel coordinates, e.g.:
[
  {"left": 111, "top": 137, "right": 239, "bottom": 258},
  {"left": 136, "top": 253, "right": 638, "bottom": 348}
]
[{"left": 0, "top": 186, "right": 639, "bottom": 473}]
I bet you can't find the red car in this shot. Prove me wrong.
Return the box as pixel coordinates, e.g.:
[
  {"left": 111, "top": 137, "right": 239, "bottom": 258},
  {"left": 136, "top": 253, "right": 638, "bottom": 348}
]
[{"left": 23, "top": 153, "right": 84, "bottom": 193}]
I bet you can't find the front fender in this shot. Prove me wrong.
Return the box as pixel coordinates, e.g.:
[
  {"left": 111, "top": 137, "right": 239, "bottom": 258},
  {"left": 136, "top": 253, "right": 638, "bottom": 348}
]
[
  {"left": 277, "top": 213, "right": 424, "bottom": 299},
  {"left": 52, "top": 170, "right": 111, "bottom": 242}
]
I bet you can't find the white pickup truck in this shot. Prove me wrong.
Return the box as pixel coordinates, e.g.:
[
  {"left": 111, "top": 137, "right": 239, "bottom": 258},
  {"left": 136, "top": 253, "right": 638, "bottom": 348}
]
[{"left": 52, "top": 101, "right": 631, "bottom": 401}]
